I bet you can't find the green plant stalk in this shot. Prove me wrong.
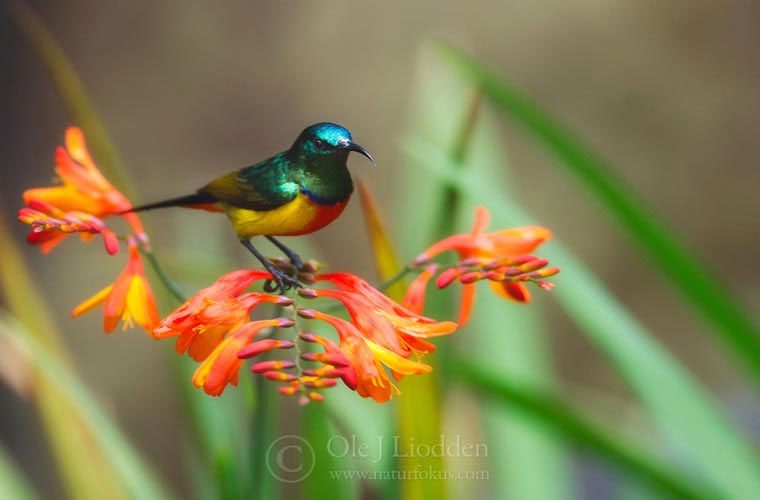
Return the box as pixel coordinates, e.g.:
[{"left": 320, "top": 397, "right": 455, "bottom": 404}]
[
  {"left": 453, "top": 362, "right": 713, "bottom": 500},
  {"left": 431, "top": 89, "right": 482, "bottom": 238},
  {"left": 142, "top": 249, "right": 187, "bottom": 303},
  {"left": 7, "top": 0, "right": 139, "bottom": 201},
  {"left": 435, "top": 42, "right": 760, "bottom": 385}
]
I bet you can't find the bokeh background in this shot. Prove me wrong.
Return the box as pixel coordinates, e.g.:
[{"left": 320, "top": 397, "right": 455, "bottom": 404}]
[{"left": 1, "top": 1, "right": 759, "bottom": 499}]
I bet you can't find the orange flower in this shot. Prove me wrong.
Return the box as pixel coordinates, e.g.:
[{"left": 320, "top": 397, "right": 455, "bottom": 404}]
[
  {"left": 19, "top": 127, "right": 146, "bottom": 253},
  {"left": 18, "top": 200, "right": 119, "bottom": 255},
  {"left": 153, "top": 269, "right": 289, "bottom": 361},
  {"left": 298, "top": 310, "right": 432, "bottom": 403},
  {"left": 295, "top": 272, "right": 455, "bottom": 402},
  {"left": 413, "top": 206, "right": 555, "bottom": 325},
  {"left": 307, "top": 273, "right": 457, "bottom": 358},
  {"left": 192, "top": 318, "right": 294, "bottom": 396},
  {"left": 71, "top": 239, "right": 159, "bottom": 333}
]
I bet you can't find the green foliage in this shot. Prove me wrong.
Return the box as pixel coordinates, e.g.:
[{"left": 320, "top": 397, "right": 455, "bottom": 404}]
[
  {"left": 435, "top": 42, "right": 760, "bottom": 385},
  {"left": 0, "top": 312, "right": 172, "bottom": 500},
  {"left": 404, "top": 134, "right": 760, "bottom": 499},
  {"left": 454, "top": 362, "right": 711, "bottom": 500},
  {"left": 0, "top": 444, "right": 37, "bottom": 500}
]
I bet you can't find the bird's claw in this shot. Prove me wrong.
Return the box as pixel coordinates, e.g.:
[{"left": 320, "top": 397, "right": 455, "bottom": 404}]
[{"left": 264, "top": 269, "right": 303, "bottom": 295}]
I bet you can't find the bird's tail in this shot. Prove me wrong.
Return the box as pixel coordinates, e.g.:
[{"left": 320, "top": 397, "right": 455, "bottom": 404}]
[{"left": 122, "top": 193, "right": 223, "bottom": 214}]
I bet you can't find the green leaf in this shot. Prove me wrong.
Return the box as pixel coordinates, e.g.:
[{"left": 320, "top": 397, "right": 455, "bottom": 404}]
[
  {"left": 0, "top": 444, "right": 38, "bottom": 500},
  {"left": 0, "top": 211, "right": 159, "bottom": 500},
  {"left": 0, "top": 312, "right": 172, "bottom": 500},
  {"left": 357, "top": 181, "right": 446, "bottom": 500},
  {"left": 453, "top": 362, "right": 712, "bottom": 500},
  {"left": 398, "top": 56, "right": 575, "bottom": 500},
  {"left": 403, "top": 135, "right": 760, "bottom": 500},
  {"left": 8, "top": 0, "right": 139, "bottom": 200},
  {"left": 434, "top": 42, "right": 760, "bottom": 385}
]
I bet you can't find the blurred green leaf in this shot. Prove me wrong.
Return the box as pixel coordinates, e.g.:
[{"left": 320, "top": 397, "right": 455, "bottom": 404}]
[
  {"left": 435, "top": 42, "right": 760, "bottom": 385},
  {"left": 302, "top": 404, "right": 352, "bottom": 500},
  {"left": 0, "top": 444, "right": 38, "bottom": 500},
  {"left": 454, "top": 362, "right": 712, "bottom": 500},
  {"left": 0, "top": 312, "right": 172, "bottom": 500},
  {"left": 0, "top": 212, "right": 143, "bottom": 500},
  {"left": 404, "top": 135, "right": 760, "bottom": 500},
  {"left": 173, "top": 358, "right": 253, "bottom": 500},
  {"left": 8, "top": 0, "right": 138, "bottom": 200},
  {"left": 357, "top": 181, "right": 446, "bottom": 500},
  {"left": 464, "top": 106, "right": 576, "bottom": 500},
  {"left": 400, "top": 56, "right": 575, "bottom": 500}
]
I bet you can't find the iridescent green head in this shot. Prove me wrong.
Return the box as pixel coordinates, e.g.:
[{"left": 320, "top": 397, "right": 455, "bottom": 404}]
[{"left": 290, "top": 122, "right": 374, "bottom": 165}]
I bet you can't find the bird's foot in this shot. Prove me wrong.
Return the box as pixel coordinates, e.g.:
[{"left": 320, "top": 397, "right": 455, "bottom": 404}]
[
  {"left": 288, "top": 254, "right": 305, "bottom": 272},
  {"left": 263, "top": 267, "right": 303, "bottom": 295}
]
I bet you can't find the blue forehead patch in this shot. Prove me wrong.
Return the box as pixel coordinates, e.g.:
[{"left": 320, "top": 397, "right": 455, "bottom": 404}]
[{"left": 309, "top": 123, "right": 352, "bottom": 146}]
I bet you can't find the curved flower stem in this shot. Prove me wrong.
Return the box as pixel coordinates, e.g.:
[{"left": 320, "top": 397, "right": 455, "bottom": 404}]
[
  {"left": 376, "top": 265, "right": 415, "bottom": 292},
  {"left": 141, "top": 249, "right": 186, "bottom": 303}
]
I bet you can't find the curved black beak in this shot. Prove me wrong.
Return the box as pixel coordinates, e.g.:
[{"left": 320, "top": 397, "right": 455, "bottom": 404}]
[{"left": 345, "top": 141, "right": 375, "bottom": 166}]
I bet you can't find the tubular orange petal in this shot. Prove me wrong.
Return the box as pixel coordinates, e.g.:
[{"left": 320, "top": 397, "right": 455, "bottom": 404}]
[
  {"left": 124, "top": 275, "right": 160, "bottom": 332},
  {"left": 23, "top": 187, "right": 103, "bottom": 214},
  {"left": 490, "top": 281, "right": 532, "bottom": 303},
  {"left": 487, "top": 226, "right": 552, "bottom": 255},
  {"left": 184, "top": 325, "right": 229, "bottom": 361},
  {"left": 71, "top": 285, "right": 113, "bottom": 317},
  {"left": 412, "top": 234, "right": 474, "bottom": 265},
  {"left": 366, "top": 340, "right": 432, "bottom": 375},
  {"left": 26, "top": 231, "right": 69, "bottom": 254},
  {"left": 192, "top": 319, "right": 284, "bottom": 396},
  {"left": 402, "top": 265, "right": 437, "bottom": 314},
  {"left": 103, "top": 273, "right": 132, "bottom": 332},
  {"left": 65, "top": 127, "right": 101, "bottom": 176},
  {"left": 457, "top": 283, "right": 477, "bottom": 326},
  {"left": 377, "top": 310, "right": 457, "bottom": 338},
  {"left": 469, "top": 205, "right": 491, "bottom": 237}
]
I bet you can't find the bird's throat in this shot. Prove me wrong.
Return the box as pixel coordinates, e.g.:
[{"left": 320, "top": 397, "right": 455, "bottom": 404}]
[{"left": 298, "top": 156, "right": 354, "bottom": 205}]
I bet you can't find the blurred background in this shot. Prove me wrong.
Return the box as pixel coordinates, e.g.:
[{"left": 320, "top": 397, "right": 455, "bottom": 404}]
[{"left": 1, "top": 1, "right": 759, "bottom": 499}]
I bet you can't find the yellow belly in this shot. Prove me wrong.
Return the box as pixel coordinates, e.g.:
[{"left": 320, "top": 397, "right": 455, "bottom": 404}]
[{"left": 224, "top": 193, "right": 347, "bottom": 239}]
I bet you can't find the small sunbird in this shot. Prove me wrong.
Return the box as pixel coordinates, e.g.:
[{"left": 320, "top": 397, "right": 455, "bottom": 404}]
[{"left": 127, "top": 122, "right": 374, "bottom": 292}]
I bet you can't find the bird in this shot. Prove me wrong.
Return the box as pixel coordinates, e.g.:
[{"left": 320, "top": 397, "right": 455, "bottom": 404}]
[{"left": 126, "top": 122, "right": 374, "bottom": 293}]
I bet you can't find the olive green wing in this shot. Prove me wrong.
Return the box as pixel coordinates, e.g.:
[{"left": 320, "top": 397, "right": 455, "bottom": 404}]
[{"left": 199, "top": 154, "right": 299, "bottom": 211}]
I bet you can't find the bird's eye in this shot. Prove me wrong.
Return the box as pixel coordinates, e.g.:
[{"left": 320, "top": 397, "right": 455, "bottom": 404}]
[{"left": 314, "top": 139, "right": 326, "bottom": 149}]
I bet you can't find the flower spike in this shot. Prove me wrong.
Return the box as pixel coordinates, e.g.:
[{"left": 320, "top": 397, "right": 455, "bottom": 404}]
[{"left": 412, "top": 206, "right": 557, "bottom": 324}]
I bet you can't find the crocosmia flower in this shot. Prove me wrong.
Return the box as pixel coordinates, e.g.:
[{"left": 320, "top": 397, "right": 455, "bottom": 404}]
[
  {"left": 153, "top": 270, "right": 290, "bottom": 361},
  {"left": 193, "top": 318, "right": 294, "bottom": 396},
  {"left": 288, "top": 272, "right": 457, "bottom": 403},
  {"left": 309, "top": 273, "right": 457, "bottom": 357},
  {"left": 413, "top": 206, "right": 557, "bottom": 325},
  {"left": 18, "top": 199, "right": 119, "bottom": 255},
  {"left": 297, "top": 308, "right": 433, "bottom": 403},
  {"left": 71, "top": 238, "right": 159, "bottom": 333},
  {"left": 18, "top": 126, "right": 146, "bottom": 252}
]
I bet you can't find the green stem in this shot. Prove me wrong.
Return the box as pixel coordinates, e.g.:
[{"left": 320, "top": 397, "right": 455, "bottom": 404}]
[
  {"left": 432, "top": 89, "right": 482, "bottom": 238},
  {"left": 141, "top": 249, "right": 186, "bottom": 303},
  {"left": 376, "top": 265, "right": 415, "bottom": 291}
]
